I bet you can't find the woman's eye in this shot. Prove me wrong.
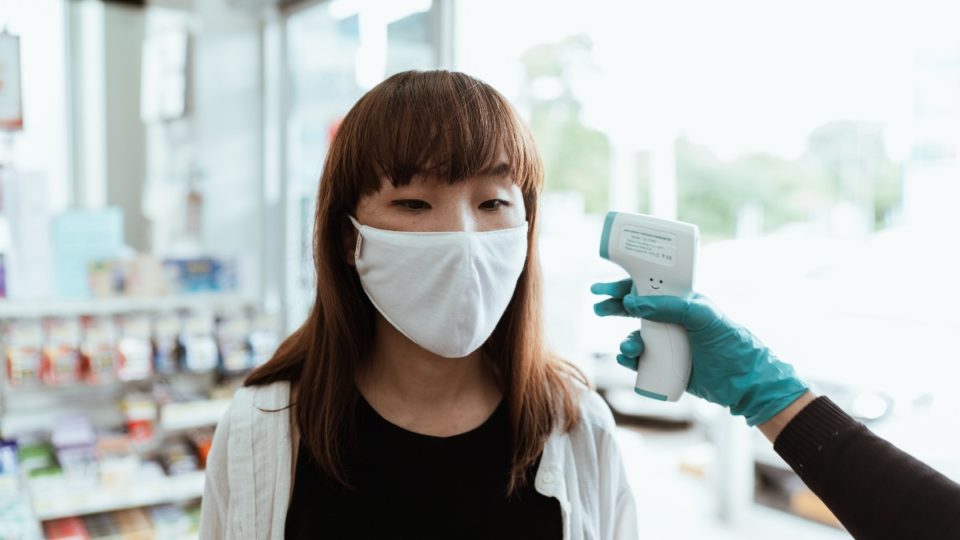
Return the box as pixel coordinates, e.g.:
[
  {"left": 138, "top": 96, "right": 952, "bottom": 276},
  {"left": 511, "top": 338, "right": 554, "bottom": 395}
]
[
  {"left": 392, "top": 199, "right": 431, "bottom": 211},
  {"left": 479, "top": 199, "right": 510, "bottom": 210}
]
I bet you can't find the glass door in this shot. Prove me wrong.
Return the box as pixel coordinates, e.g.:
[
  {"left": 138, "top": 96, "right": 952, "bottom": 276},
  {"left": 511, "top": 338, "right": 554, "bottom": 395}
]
[{"left": 279, "top": 0, "right": 448, "bottom": 329}]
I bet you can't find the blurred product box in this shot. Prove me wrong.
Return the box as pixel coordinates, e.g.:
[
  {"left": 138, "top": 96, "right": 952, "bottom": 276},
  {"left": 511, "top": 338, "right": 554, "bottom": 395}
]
[
  {"left": 162, "top": 257, "right": 237, "bottom": 294},
  {"left": 110, "top": 508, "right": 153, "bottom": 539},
  {"left": 185, "top": 429, "right": 214, "bottom": 469},
  {"left": 43, "top": 317, "right": 83, "bottom": 385},
  {"left": 152, "top": 313, "right": 182, "bottom": 374},
  {"left": 53, "top": 208, "right": 124, "bottom": 298},
  {"left": 116, "top": 314, "right": 153, "bottom": 381},
  {"left": 120, "top": 393, "right": 157, "bottom": 442},
  {"left": 51, "top": 415, "right": 98, "bottom": 481},
  {"left": 80, "top": 316, "right": 120, "bottom": 384},
  {"left": 149, "top": 504, "right": 194, "bottom": 537},
  {"left": 159, "top": 441, "right": 199, "bottom": 476},
  {"left": 217, "top": 313, "right": 252, "bottom": 373},
  {"left": 180, "top": 313, "right": 218, "bottom": 372},
  {"left": 0, "top": 439, "right": 19, "bottom": 494},
  {"left": 94, "top": 435, "right": 139, "bottom": 488},
  {"left": 42, "top": 516, "right": 89, "bottom": 540},
  {"left": 3, "top": 318, "right": 44, "bottom": 386},
  {"left": 88, "top": 255, "right": 168, "bottom": 298},
  {"left": 17, "top": 441, "right": 60, "bottom": 478}
]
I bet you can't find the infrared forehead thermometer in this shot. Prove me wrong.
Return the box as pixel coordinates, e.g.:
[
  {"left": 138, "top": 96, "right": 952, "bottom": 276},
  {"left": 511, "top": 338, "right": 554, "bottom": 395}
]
[{"left": 599, "top": 211, "right": 700, "bottom": 401}]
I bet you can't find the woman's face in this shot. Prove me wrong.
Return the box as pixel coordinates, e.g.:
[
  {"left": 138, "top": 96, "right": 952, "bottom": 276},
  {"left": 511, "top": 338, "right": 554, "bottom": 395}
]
[{"left": 354, "top": 163, "right": 526, "bottom": 233}]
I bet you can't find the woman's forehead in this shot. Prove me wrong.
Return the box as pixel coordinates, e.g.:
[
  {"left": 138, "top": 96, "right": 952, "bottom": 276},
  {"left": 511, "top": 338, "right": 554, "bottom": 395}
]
[
  {"left": 380, "top": 160, "right": 513, "bottom": 188},
  {"left": 377, "top": 170, "right": 515, "bottom": 193}
]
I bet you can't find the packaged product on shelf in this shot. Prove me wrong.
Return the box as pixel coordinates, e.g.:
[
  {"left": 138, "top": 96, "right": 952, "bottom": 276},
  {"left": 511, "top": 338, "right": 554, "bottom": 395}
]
[
  {"left": 0, "top": 439, "right": 18, "bottom": 493},
  {"left": 51, "top": 414, "right": 98, "bottom": 481},
  {"left": 42, "top": 317, "right": 83, "bottom": 386},
  {"left": 180, "top": 313, "right": 218, "bottom": 372},
  {"left": 88, "top": 255, "right": 169, "bottom": 298},
  {"left": 110, "top": 507, "right": 153, "bottom": 537},
  {"left": 94, "top": 434, "right": 140, "bottom": 488},
  {"left": 82, "top": 511, "right": 120, "bottom": 539},
  {"left": 153, "top": 313, "right": 182, "bottom": 374},
  {"left": 162, "top": 256, "right": 238, "bottom": 294},
  {"left": 52, "top": 208, "right": 125, "bottom": 298},
  {"left": 3, "top": 318, "right": 44, "bottom": 386},
  {"left": 150, "top": 504, "right": 194, "bottom": 537},
  {"left": 185, "top": 428, "right": 214, "bottom": 469},
  {"left": 16, "top": 440, "right": 60, "bottom": 478},
  {"left": 42, "top": 516, "right": 89, "bottom": 540},
  {"left": 159, "top": 440, "right": 199, "bottom": 476},
  {"left": 120, "top": 393, "right": 157, "bottom": 442},
  {"left": 116, "top": 313, "right": 153, "bottom": 381},
  {"left": 79, "top": 315, "right": 120, "bottom": 383},
  {"left": 250, "top": 313, "right": 281, "bottom": 367},
  {"left": 87, "top": 259, "right": 125, "bottom": 297},
  {"left": 123, "top": 255, "right": 168, "bottom": 297},
  {"left": 216, "top": 313, "right": 252, "bottom": 373}
]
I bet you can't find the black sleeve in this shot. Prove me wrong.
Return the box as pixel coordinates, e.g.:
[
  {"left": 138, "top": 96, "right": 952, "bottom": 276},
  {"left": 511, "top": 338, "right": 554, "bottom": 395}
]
[{"left": 773, "top": 396, "right": 960, "bottom": 539}]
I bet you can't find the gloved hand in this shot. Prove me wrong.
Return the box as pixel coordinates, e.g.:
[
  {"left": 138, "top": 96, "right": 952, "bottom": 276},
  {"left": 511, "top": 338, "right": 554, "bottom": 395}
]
[{"left": 591, "top": 278, "right": 809, "bottom": 426}]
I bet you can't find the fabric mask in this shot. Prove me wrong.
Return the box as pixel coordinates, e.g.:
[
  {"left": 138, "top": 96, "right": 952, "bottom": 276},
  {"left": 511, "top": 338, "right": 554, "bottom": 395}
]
[{"left": 349, "top": 216, "right": 528, "bottom": 358}]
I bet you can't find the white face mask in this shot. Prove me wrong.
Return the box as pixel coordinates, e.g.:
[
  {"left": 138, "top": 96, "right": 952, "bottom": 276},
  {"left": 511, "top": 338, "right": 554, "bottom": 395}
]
[{"left": 349, "top": 216, "right": 529, "bottom": 358}]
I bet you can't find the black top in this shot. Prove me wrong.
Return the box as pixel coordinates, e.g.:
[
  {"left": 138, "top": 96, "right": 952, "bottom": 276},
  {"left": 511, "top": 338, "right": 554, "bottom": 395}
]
[
  {"left": 774, "top": 396, "right": 960, "bottom": 539},
  {"left": 284, "top": 397, "right": 562, "bottom": 540}
]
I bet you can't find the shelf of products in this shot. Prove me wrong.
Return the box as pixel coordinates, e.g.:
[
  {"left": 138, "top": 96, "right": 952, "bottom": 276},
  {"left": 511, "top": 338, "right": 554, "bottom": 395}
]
[
  {"left": 0, "top": 294, "right": 280, "bottom": 538},
  {"left": 41, "top": 502, "right": 201, "bottom": 540}
]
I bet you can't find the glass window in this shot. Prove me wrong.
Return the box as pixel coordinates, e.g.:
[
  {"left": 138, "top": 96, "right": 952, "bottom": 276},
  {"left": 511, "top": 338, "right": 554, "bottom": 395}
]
[
  {"left": 455, "top": 0, "right": 960, "bottom": 471},
  {"left": 284, "top": 0, "right": 440, "bottom": 325}
]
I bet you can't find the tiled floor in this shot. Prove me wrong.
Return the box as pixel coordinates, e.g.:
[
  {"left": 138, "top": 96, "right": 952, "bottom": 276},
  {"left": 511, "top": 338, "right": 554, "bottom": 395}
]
[{"left": 615, "top": 426, "right": 851, "bottom": 540}]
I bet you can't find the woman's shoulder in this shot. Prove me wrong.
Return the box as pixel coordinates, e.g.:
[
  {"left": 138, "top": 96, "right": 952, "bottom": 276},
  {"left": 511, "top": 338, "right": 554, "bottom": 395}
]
[
  {"left": 560, "top": 373, "right": 617, "bottom": 435},
  {"left": 220, "top": 380, "right": 293, "bottom": 429},
  {"left": 240, "top": 379, "right": 293, "bottom": 408}
]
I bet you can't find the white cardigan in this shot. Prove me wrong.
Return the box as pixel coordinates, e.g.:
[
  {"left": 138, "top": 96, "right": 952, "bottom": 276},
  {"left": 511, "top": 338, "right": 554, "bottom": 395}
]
[{"left": 198, "top": 380, "right": 639, "bottom": 539}]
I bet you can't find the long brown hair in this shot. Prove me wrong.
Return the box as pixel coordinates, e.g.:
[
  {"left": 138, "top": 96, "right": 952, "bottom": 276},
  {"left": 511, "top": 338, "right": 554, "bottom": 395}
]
[{"left": 245, "top": 70, "right": 585, "bottom": 494}]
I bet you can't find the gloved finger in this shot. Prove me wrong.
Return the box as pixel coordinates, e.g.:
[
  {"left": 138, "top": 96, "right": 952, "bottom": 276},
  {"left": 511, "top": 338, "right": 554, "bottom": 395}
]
[
  {"left": 622, "top": 295, "right": 691, "bottom": 325},
  {"left": 590, "top": 278, "right": 633, "bottom": 299},
  {"left": 616, "top": 354, "right": 639, "bottom": 371},
  {"left": 624, "top": 294, "right": 717, "bottom": 331},
  {"left": 593, "top": 298, "right": 630, "bottom": 317},
  {"left": 619, "top": 330, "right": 644, "bottom": 357}
]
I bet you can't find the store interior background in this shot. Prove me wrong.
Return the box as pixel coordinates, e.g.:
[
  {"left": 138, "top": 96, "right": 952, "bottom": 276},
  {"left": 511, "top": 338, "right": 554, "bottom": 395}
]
[{"left": 1, "top": 0, "right": 959, "bottom": 538}]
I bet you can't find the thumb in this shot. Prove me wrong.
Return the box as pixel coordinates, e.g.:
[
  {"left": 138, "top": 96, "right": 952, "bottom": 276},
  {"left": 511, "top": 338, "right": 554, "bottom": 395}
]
[{"left": 622, "top": 295, "right": 691, "bottom": 325}]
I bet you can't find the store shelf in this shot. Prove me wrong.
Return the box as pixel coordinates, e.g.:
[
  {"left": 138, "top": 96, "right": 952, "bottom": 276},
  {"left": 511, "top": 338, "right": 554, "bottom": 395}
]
[
  {"left": 0, "top": 293, "right": 256, "bottom": 319},
  {"left": 160, "top": 399, "right": 232, "bottom": 432},
  {"left": 30, "top": 471, "right": 205, "bottom": 522}
]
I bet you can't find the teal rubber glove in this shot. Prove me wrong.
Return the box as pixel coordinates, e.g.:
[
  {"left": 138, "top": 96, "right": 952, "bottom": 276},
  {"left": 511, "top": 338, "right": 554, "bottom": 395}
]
[{"left": 591, "top": 278, "right": 809, "bottom": 426}]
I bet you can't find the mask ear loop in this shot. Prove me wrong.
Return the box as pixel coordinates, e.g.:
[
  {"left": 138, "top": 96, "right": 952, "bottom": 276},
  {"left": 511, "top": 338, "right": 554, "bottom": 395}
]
[{"left": 349, "top": 215, "right": 363, "bottom": 262}]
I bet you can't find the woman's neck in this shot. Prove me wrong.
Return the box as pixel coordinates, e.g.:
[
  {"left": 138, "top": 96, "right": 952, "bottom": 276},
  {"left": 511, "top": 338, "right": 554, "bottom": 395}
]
[{"left": 355, "top": 314, "right": 502, "bottom": 437}]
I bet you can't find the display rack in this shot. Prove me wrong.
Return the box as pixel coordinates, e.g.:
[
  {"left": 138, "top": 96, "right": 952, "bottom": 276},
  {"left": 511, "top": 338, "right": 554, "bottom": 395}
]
[
  {"left": 30, "top": 471, "right": 205, "bottom": 522},
  {"left": 0, "top": 293, "right": 254, "bottom": 319},
  {"left": 0, "top": 292, "right": 266, "bottom": 539}
]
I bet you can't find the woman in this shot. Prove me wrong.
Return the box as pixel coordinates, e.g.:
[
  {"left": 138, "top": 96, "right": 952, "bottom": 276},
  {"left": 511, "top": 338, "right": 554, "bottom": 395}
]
[{"left": 199, "top": 70, "right": 638, "bottom": 539}]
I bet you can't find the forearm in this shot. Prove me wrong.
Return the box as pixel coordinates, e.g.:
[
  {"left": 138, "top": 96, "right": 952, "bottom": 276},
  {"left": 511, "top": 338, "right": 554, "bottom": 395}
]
[{"left": 769, "top": 395, "right": 960, "bottom": 538}]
